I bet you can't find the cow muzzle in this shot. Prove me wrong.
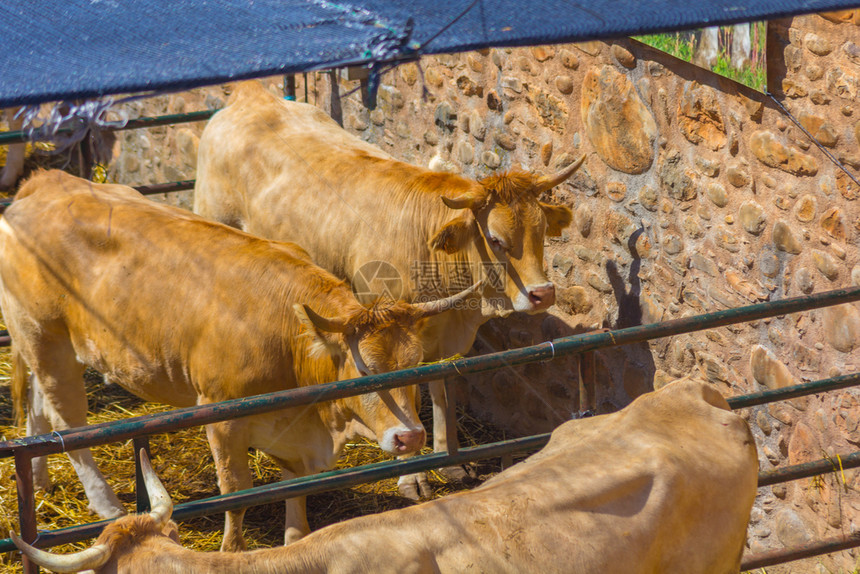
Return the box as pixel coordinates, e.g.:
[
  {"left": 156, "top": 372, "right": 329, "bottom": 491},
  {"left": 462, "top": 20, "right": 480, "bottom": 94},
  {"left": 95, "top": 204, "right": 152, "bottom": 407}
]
[
  {"left": 528, "top": 283, "right": 556, "bottom": 308},
  {"left": 381, "top": 426, "right": 426, "bottom": 454},
  {"left": 513, "top": 282, "right": 555, "bottom": 312}
]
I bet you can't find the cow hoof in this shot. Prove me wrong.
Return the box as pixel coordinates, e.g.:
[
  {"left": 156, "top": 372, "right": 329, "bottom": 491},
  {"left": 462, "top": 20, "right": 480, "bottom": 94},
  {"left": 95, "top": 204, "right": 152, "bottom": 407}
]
[
  {"left": 439, "top": 464, "right": 478, "bottom": 484},
  {"left": 88, "top": 503, "right": 126, "bottom": 520},
  {"left": 397, "top": 472, "right": 432, "bottom": 500}
]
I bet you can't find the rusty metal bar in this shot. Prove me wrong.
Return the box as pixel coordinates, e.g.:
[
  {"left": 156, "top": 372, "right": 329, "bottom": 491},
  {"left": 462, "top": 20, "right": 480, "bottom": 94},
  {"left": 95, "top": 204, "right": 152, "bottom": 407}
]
[
  {"left": 133, "top": 436, "right": 152, "bottom": 513},
  {"left": 0, "top": 110, "right": 217, "bottom": 146},
  {"left": 133, "top": 180, "right": 195, "bottom": 195},
  {"left": 3, "top": 286, "right": 860, "bottom": 461},
  {"left": 728, "top": 372, "right": 860, "bottom": 409},
  {"left": 741, "top": 532, "right": 860, "bottom": 570},
  {"left": 14, "top": 449, "right": 38, "bottom": 574},
  {"left": 759, "top": 450, "right": 860, "bottom": 487}
]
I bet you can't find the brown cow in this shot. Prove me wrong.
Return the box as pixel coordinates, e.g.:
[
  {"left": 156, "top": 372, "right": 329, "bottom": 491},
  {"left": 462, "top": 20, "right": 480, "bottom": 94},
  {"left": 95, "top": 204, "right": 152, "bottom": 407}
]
[
  {"left": 193, "top": 80, "right": 580, "bottom": 497},
  {"left": 0, "top": 170, "right": 475, "bottom": 551},
  {"left": 15, "top": 378, "right": 759, "bottom": 574}
]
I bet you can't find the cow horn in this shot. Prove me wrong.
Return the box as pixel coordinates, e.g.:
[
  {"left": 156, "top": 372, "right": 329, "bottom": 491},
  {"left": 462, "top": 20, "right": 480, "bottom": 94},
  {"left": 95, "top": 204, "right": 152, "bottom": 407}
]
[
  {"left": 301, "top": 304, "right": 350, "bottom": 333},
  {"left": 140, "top": 449, "right": 173, "bottom": 528},
  {"left": 535, "top": 155, "right": 585, "bottom": 194},
  {"left": 441, "top": 189, "right": 484, "bottom": 210},
  {"left": 11, "top": 531, "right": 111, "bottom": 572},
  {"left": 413, "top": 281, "right": 483, "bottom": 318}
]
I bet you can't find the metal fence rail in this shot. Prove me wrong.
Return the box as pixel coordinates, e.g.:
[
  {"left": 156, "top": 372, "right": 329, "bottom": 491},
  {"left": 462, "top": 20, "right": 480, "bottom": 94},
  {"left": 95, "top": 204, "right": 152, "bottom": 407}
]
[
  {"left": 4, "top": 286, "right": 860, "bottom": 460},
  {"left": 0, "top": 109, "right": 218, "bottom": 146},
  {"left": 4, "top": 370, "right": 860, "bottom": 561},
  {"left": 2, "top": 285, "right": 860, "bottom": 573}
]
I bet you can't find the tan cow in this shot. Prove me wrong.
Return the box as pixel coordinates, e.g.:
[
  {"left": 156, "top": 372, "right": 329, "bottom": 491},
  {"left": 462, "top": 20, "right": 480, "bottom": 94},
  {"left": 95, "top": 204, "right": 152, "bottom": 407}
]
[
  {"left": 0, "top": 170, "right": 476, "bottom": 551},
  {"left": 15, "top": 378, "right": 759, "bottom": 574},
  {"left": 193, "top": 80, "right": 580, "bottom": 497}
]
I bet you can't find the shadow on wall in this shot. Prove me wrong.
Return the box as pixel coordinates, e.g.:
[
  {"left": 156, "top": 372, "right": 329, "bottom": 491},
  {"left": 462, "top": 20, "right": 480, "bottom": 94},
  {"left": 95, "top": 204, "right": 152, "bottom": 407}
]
[{"left": 463, "top": 225, "right": 656, "bottom": 437}]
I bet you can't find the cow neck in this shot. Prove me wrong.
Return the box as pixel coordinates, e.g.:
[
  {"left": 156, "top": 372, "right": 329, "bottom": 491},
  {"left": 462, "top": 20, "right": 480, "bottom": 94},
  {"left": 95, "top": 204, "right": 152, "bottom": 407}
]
[
  {"left": 391, "top": 170, "right": 484, "bottom": 301},
  {"left": 115, "top": 539, "right": 330, "bottom": 574}
]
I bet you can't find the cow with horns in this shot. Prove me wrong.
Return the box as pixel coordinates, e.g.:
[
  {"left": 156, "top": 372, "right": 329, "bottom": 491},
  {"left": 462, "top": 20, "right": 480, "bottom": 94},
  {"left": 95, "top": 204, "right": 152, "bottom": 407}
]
[
  {"left": 193, "top": 80, "right": 581, "bottom": 498},
  {"left": 0, "top": 170, "right": 477, "bottom": 551},
  {"left": 13, "top": 378, "right": 758, "bottom": 574}
]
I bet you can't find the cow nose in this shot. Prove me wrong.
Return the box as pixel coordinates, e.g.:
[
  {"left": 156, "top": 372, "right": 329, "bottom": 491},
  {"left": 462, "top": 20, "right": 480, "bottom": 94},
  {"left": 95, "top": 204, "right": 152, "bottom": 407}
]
[
  {"left": 394, "top": 428, "right": 426, "bottom": 453},
  {"left": 528, "top": 283, "right": 556, "bottom": 308}
]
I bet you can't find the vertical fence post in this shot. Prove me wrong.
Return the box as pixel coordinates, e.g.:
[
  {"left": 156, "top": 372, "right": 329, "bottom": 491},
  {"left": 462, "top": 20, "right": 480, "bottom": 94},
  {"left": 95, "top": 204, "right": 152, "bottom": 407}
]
[
  {"left": 283, "top": 75, "right": 296, "bottom": 100},
  {"left": 444, "top": 378, "right": 459, "bottom": 456},
  {"left": 15, "top": 450, "right": 39, "bottom": 574},
  {"left": 133, "top": 436, "right": 152, "bottom": 513},
  {"left": 78, "top": 130, "right": 93, "bottom": 181}
]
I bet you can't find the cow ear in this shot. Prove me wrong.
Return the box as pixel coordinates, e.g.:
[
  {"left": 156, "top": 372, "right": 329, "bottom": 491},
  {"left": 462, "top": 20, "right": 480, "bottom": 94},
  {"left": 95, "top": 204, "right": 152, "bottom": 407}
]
[
  {"left": 429, "top": 215, "right": 475, "bottom": 254},
  {"left": 293, "top": 304, "right": 347, "bottom": 360},
  {"left": 540, "top": 202, "right": 573, "bottom": 237}
]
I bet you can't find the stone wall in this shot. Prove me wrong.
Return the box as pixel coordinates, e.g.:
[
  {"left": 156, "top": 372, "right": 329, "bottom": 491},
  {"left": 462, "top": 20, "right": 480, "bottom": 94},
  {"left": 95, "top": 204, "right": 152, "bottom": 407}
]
[{"left": 106, "top": 11, "right": 860, "bottom": 572}]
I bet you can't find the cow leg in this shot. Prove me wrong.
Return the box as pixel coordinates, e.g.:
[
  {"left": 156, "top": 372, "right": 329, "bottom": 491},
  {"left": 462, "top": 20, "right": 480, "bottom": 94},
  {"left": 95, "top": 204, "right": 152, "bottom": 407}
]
[
  {"left": 429, "top": 378, "right": 474, "bottom": 482},
  {"left": 26, "top": 373, "right": 53, "bottom": 491},
  {"left": 205, "top": 419, "right": 252, "bottom": 552},
  {"left": 396, "top": 377, "right": 470, "bottom": 499},
  {"left": 280, "top": 466, "right": 311, "bottom": 545},
  {"left": 31, "top": 346, "right": 126, "bottom": 519}
]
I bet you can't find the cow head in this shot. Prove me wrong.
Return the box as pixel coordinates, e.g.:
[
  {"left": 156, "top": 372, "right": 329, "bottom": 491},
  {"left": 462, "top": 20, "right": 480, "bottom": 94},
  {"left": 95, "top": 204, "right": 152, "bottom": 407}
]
[
  {"left": 12, "top": 450, "right": 177, "bottom": 574},
  {"left": 429, "top": 157, "right": 581, "bottom": 315},
  {"left": 294, "top": 283, "right": 480, "bottom": 455}
]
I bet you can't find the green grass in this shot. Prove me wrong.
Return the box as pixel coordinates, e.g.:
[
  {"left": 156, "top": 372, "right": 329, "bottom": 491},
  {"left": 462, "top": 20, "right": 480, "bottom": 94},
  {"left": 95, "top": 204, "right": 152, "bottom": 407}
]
[{"left": 635, "top": 23, "right": 767, "bottom": 91}]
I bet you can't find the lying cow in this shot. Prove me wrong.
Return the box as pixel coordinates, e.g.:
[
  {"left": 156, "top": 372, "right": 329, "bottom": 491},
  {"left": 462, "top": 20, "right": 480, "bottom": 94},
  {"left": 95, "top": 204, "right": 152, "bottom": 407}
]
[
  {"left": 14, "top": 378, "right": 759, "bottom": 573},
  {"left": 0, "top": 169, "right": 475, "bottom": 551},
  {"left": 193, "top": 80, "right": 580, "bottom": 497}
]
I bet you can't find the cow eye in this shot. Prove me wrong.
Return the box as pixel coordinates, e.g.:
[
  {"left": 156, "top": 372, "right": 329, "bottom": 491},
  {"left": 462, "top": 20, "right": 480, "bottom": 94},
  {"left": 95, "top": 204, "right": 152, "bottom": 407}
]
[{"left": 489, "top": 236, "right": 508, "bottom": 252}]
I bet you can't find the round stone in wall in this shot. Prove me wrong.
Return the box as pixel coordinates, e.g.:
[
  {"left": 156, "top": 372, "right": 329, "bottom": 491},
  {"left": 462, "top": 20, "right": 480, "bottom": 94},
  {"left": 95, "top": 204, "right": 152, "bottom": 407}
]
[
  {"left": 820, "top": 207, "right": 845, "bottom": 241},
  {"left": 610, "top": 44, "right": 636, "bottom": 68},
  {"left": 638, "top": 185, "right": 658, "bottom": 211},
  {"left": 812, "top": 249, "right": 840, "bottom": 280},
  {"left": 555, "top": 75, "right": 574, "bottom": 95},
  {"left": 823, "top": 304, "right": 860, "bottom": 353},
  {"left": 772, "top": 220, "right": 803, "bottom": 254},
  {"left": 481, "top": 150, "right": 501, "bottom": 169},
  {"left": 794, "top": 195, "right": 816, "bottom": 222},
  {"left": 794, "top": 267, "right": 814, "bottom": 294},
  {"left": 581, "top": 65, "right": 657, "bottom": 174},
  {"left": 738, "top": 201, "right": 767, "bottom": 235},
  {"left": 559, "top": 49, "right": 579, "bottom": 70},
  {"left": 706, "top": 182, "right": 728, "bottom": 207}
]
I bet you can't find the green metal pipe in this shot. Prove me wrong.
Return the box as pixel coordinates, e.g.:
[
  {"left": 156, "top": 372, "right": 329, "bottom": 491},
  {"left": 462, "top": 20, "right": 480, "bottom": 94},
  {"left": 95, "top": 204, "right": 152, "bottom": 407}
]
[
  {"left": 3, "top": 285, "right": 860, "bottom": 460},
  {"left": 134, "top": 180, "right": 196, "bottom": 195},
  {"left": 759, "top": 450, "right": 860, "bottom": 487},
  {"left": 741, "top": 532, "right": 860, "bottom": 570},
  {"left": 0, "top": 110, "right": 218, "bottom": 145},
  {"left": 0, "top": 433, "right": 549, "bottom": 553},
  {"left": 727, "top": 373, "right": 860, "bottom": 409}
]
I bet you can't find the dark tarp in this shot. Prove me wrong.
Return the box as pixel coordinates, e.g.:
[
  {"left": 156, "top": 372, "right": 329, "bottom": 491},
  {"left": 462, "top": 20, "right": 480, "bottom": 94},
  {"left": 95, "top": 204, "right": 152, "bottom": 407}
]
[{"left": 2, "top": 0, "right": 860, "bottom": 108}]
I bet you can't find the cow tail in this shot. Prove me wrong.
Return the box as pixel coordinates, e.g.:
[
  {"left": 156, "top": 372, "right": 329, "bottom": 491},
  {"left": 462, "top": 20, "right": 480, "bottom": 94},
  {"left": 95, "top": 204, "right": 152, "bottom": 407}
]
[{"left": 11, "top": 343, "right": 28, "bottom": 428}]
